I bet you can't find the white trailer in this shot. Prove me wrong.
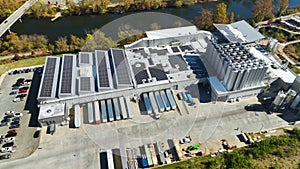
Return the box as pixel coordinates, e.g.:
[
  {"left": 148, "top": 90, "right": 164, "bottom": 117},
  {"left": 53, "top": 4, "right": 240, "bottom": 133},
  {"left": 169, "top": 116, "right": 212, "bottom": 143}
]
[
  {"left": 166, "top": 89, "right": 176, "bottom": 110},
  {"left": 155, "top": 91, "right": 165, "bottom": 112},
  {"left": 74, "top": 104, "right": 81, "bottom": 128},
  {"left": 113, "top": 98, "right": 121, "bottom": 120},
  {"left": 93, "top": 101, "right": 101, "bottom": 124},
  {"left": 101, "top": 100, "right": 108, "bottom": 123},
  {"left": 160, "top": 90, "right": 171, "bottom": 111},
  {"left": 143, "top": 93, "right": 152, "bottom": 115},
  {"left": 87, "top": 102, "right": 94, "bottom": 124},
  {"left": 149, "top": 92, "right": 160, "bottom": 119},
  {"left": 125, "top": 97, "right": 133, "bottom": 119},
  {"left": 119, "top": 97, "right": 128, "bottom": 119},
  {"left": 107, "top": 149, "right": 115, "bottom": 169},
  {"left": 107, "top": 99, "right": 114, "bottom": 122}
]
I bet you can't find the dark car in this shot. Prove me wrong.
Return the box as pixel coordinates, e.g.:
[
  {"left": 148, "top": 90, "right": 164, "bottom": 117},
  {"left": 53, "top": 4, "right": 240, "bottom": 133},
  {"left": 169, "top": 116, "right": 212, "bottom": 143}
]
[
  {"left": 9, "top": 91, "right": 17, "bottom": 95},
  {"left": 7, "top": 130, "right": 16, "bottom": 134},
  {"left": 1, "top": 118, "right": 11, "bottom": 123},
  {"left": 9, "top": 124, "right": 20, "bottom": 129},
  {"left": 5, "top": 133, "right": 17, "bottom": 138},
  {"left": 17, "top": 78, "right": 25, "bottom": 83},
  {"left": 10, "top": 121, "right": 19, "bottom": 126},
  {"left": 2, "top": 142, "right": 14, "bottom": 148},
  {"left": 33, "top": 130, "right": 41, "bottom": 138},
  {"left": 0, "top": 139, "right": 3, "bottom": 144},
  {"left": 0, "top": 154, "right": 11, "bottom": 160},
  {"left": 13, "top": 117, "right": 21, "bottom": 122},
  {"left": 16, "top": 94, "right": 27, "bottom": 98}
]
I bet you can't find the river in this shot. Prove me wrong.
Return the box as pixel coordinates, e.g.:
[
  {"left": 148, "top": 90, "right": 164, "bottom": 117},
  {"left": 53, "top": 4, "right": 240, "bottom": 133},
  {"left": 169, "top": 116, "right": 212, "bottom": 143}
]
[{"left": 10, "top": 0, "right": 300, "bottom": 42}]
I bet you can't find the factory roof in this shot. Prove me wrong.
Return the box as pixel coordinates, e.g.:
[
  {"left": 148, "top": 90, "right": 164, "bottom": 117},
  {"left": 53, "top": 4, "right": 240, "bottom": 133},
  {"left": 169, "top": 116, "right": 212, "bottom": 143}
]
[
  {"left": 39, "top": 103, "right": 65, "bottom": 120},
  {"left": 214, "top": 20, "right": 265, "bottom": 43},
  {"left": 145, "top": 26, "right": 198, "bottom": 39}
]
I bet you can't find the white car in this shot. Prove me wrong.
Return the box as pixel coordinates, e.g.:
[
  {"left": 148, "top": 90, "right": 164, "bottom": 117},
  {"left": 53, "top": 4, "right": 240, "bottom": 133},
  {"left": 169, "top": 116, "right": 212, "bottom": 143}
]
[
  {"left": 4, "top": 137, "right": 15, "bottom": 143},
  {"left": 5, "top": 111, "right": 14, "bottom": 116},
  {"left": 13, "top": 98, "right": 21, "bottom": 102},
  {"left": 13, "top": 113, "right": 23, "bottom": 117},
  {"left": 179, "top": 136, "right": 192, "bottom": 144},
  {"left": 0, "top": 147, "right": 15, "bottom": 153}
]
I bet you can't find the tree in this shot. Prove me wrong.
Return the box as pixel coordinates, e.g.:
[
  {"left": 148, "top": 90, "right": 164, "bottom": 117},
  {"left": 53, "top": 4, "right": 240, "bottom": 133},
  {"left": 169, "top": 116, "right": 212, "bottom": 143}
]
[
  {"left": 228, "top": 12, "right": 235, "bottom": 23},
  {"left": 214, "top": 3, "right": 228, "bottom": 24},
  {"left": 150, "top": 23, "right": 161, "bottom": 30},
  {"left": 119, "top": 0, "right": 134, "bottom": 10},
  {"left": 69, "top": 35, "right": 85, "bottom": 52},
  {"left": 278, "top": 0, "right": 289, "bottom": 16},
  {"left": 170, "top": 0, "right": 183, "bottom": 7},
  {"left": 194, "top": 9, "right": 214, "bottom": 30},
  {"left": 82, "top": 31, "right": 116, "bottom": 51},
  {"left": 253, "top": 0, "right": 274, "bottom": 22},
  {"left": 55, "top": 37, "right": 69, "bottom": 53}
]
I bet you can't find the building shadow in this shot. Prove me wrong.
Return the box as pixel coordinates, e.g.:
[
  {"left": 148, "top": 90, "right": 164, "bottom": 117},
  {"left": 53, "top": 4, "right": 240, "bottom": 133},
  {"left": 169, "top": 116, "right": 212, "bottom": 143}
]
[{"left": 24, "top": 71, "right": 42, "bottom": 127}]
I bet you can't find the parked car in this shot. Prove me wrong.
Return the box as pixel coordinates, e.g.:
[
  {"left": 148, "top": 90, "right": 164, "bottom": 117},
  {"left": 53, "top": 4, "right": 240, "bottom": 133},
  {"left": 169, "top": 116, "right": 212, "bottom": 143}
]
[
  {"left": 10, "top": 121, "right": 19, "bottom": 126},
  {"left": 19, "top": 86, "right": 29, "bottom": 90},
  {"left": 18, "top": 89, "right": 27, "bottom": 93},
  {"left": 9, "top": 91, "right": 17, "bottom": 95},
  {"left": 0, "top": 135, "right": 5, "bottom": 139},
  {"left": 2, "top": 142, "right": 14, "bottom": 148},
  {"left": 5, "top": 133, "right": 17, "bottom": 138},
  {"left": 9, "top": 124, "right": 20, "bottom": 129},
  {"left": 0, "top": 122, "right": 9, "bottom": 127},
  {"left": 13, "top": 113, "right": 23, "bottom": 118},
  {"left": 17, "top": 78, "right": 25, "bottom": 83},
  {"left": 12, "top": 117, "right": 21, "bottom": 122},
  {"left": 1, "top": 118, "right": 11, "bottom": 123},
  {"left": 0, "top": 147, "right": 15, "bottom": 153},
  {"left": 7, "top": 130, "right": 16, "bottom": 134},
  {"left": 34, "top": 130, "right": 41, "bottom": 138},
  {"left": 16, "top": 94, "right": 27, "bottom": 98},
  {"left": 13, "top": 97, "right": 25, "bottom": 102},
  {"left": 0, "top": 139, "right": 2, "bottom": 144},
  {"left": 0, "top": 154, "right": 11, "bottom": 160},
  {"left": 4, "top": 137, "right": 15, "bottom": 143},
  {"left": 179, "top": 136, "right": 192, "bottom": 144},
  {"left": 5, "top": 111, "right": 14, "bottom": 116}
]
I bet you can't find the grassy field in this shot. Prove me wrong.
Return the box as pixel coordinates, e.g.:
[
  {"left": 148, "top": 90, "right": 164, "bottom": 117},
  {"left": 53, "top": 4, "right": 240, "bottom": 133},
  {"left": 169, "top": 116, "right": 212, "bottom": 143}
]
[
  {"left": 158, "top": 128, "right": 300, "bottom": 169},
  {"left": 0, "top": 57, "right": 46, "bottom": 76}
]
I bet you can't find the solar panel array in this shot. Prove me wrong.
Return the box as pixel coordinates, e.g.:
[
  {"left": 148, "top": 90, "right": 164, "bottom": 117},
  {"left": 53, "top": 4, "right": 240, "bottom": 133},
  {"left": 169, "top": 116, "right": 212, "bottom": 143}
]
[
  {"left": 96, "top": 51, "right": 110, "bottom": 88},
  {"left": 149, "top": 64, "right": 168, "bottom": 81},
  {"left": 40, "top": 58, "right": 57, "bottom": 97},
  {"left": 132, "top": 62, "right": 149, "bottom": 84},
  {"left": 168, "top": 55, "right": 189, "bottom": 71},
  {"left": 61, "top": 55, "right": 73, "bottom": 94},
  {"left": 171, "top": 47, "right": 180, "bottom": 53},
  {"left": 80, "top": 53, "right": 90, "bottom": 64},
  {"left": 179, "top": 45, "right": 194, "bottom": 52},
  {"left": 111, "top": 49, "right": 131, "bottom": 85},
  {"left": 80, "top": 77, "right": 91, "bottom": 91}
]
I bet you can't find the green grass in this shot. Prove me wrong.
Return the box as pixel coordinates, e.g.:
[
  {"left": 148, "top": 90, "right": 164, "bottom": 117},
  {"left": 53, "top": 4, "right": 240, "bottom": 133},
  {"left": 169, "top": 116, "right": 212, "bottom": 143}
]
[{"left": 0, "top": 57, "right": 46, "bottom": 76}]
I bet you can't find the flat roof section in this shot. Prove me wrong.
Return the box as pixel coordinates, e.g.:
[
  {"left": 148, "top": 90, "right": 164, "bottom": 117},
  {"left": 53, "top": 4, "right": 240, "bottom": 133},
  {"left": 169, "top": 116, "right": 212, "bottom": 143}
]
[
  {"left": 149, "top": 64, "right": 168, "bottom": 81},
  {"left": 171, "top": 46, "right": 180, "bottom": 53},
  {"left": 179, "top": 45, "right": 194, "bottom": 52},
  {"left": 39, "top": 57, "right": 60, "bottom": 98},
  {"left": 149, "top": 48, "right": 168, "bottom": 56},
  {"left": 132, "top": 62, "right": 149, "bottom": 85},
  {"left": 96, "top": 50, "right": 112, "bottom": 88},
  {"left": 168, "top": 54, "right": 189, "bottom": 71},
  {"left": 111, "top": 49, "right": 132, "bottom": 85}
]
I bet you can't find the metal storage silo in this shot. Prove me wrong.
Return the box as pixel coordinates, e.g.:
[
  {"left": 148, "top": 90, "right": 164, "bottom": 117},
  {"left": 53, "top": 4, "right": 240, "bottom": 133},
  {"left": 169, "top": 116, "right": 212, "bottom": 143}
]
[
  {"left": 272, "top": 90, "right": 286, "bottom": 106},
  {"left": 290, "top": 94, "right": 300, "bottom": 109},
  {"left": 284, "top": 89, "right": 297, "bottom": 106},
  {"left": 241, "top": 66, "right": 252, "bottom": 88},
  {"left": 233, "top": 67, "right": 244, "bottom": 90},
  {"left": 223, "top": 64, "right": 232, "bottom": 86},
  {"left": 226, "top": 67, "right": 239, "bottom": 91}
]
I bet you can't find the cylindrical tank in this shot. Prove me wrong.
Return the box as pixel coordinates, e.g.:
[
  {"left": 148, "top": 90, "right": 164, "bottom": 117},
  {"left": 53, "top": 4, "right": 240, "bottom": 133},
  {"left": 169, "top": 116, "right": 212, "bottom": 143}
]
[
  {"left": 273, "top": 90, "right": 286, "bottom": 106},
  {"left": 290, "top": 94, "right": 300, "bottom": 109},
  {"left": 223, "top": 64, "right": 232, "bottom": 87},
  {"left": 241, "top": 66, "right": 252, "bottom": 88},
  {"left": 216, "top": 54, "right": 224, "bottom": 78},
  {"left": 220, "top": 57, "right": 228, "bottom": 80},
  {"left": 226, "top": 67, "right": 239, "bottom": 91},
  {"left": 284, "top": 89, "right": 297, "bottom": 105},
  {"left": 233, "top": 67, "right": 244, "bottom": 90},
  {"left": 255, "top": 64, "right": 264, "bottom": 86}
]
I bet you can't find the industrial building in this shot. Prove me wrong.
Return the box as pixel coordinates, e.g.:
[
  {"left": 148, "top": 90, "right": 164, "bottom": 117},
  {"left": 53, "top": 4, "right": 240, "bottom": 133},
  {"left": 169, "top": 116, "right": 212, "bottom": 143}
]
[
  {"left": 37, "top": 26, "right": 210, "bottom": 126},
  {"left": 37, "top": 21, "right": 299, "bottom": 126}
]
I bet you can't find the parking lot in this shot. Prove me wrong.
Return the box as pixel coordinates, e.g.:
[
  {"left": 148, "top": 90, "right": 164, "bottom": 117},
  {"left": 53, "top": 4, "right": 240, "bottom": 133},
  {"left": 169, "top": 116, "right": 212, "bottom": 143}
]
[{"left": 0, "top": 68, "right": 41, "bottom": 161}]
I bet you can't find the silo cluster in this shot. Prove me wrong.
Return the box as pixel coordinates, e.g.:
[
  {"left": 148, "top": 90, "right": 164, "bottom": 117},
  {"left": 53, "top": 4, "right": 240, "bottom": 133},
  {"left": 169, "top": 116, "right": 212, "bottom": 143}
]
[{"left": 206, "top": 40, "right": 268, "bottom": 91}]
